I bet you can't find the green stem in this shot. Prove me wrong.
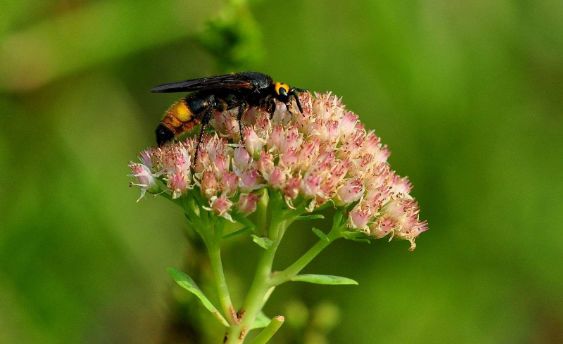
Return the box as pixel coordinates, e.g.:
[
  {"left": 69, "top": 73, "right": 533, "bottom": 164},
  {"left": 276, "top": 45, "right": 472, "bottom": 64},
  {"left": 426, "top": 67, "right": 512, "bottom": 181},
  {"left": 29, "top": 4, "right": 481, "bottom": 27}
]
[
  {"left": 248, "top": 316, "right": 285, "bottom": 344},
  {"left": 225, "top": 202, "right": 289, "bottom": 343},
  {"left": 271, "top": 211, "right": 345, "bottom": 286},
  {"left": 208, "top": 242, "right": 236, "bottom": 324},
  {"left": 271, "top": 226, "right": 341, "bottom": 286},
  {"left": 179, "top": 195, "right": 235, "bottom": 326}
]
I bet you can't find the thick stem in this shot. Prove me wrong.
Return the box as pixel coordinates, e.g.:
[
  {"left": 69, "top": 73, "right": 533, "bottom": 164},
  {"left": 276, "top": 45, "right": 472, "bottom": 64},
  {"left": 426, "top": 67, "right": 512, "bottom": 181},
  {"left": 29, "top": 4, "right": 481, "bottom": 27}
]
[{"left": 225, "top": 217, "right": 288, "bottom": 343}]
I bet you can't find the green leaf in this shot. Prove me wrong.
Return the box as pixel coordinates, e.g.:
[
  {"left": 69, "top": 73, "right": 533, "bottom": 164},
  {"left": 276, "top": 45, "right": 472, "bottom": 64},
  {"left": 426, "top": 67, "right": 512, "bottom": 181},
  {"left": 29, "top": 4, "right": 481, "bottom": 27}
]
[
  {"left": 332, "top": 210, "right": 344, "bottom": 227},
  {"left": 252, "top": 235, "right": 273, "bottom": 250},
  {"left": 341, "top": 230, "right": 372, "bottom": 243},
  {"left": 290, "top": 274, "right": 358, "bottom": 285},
  {"left": 250, "top": 311, "right": 271, "bottom": 329},
  {"left": 297, "top": 214, "right": 325, "bottom": 221},
  {"left": 224, "top": 212, "right": 256, "bottom": 239},
  {"left": 167, "top": 268, "right": 229, "bottom": 327},
  {"left": 312, "top": 227, "right": 330, "bottom": 242},
  {"left": 315, "top": 199, "right": 336, "bottom": 211},
  {"left": 231, "top": 212, "right": 256, "bottom": 229},
  {"left": 222, "top": 225, "right": 252, "bottom": 239}
]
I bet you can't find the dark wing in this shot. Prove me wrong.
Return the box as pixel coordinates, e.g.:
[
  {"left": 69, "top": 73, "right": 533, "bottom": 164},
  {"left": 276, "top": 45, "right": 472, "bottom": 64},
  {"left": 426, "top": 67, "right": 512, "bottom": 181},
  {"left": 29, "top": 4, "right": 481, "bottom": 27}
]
[{"left": 151, "top": 73, "right": 256, "bottom": 93}]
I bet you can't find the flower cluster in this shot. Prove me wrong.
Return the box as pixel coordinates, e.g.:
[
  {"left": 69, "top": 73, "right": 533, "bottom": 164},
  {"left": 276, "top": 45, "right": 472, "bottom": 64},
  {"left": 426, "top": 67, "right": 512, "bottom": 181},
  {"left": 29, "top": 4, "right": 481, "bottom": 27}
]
[{"left": 130, "top": 92, "right": 427, "bottom": 249}]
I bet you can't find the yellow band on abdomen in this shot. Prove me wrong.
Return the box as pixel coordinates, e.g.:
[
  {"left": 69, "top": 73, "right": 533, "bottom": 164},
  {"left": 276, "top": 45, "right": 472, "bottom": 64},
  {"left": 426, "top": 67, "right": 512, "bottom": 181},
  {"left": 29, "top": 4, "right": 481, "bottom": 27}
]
[{"left": 168, "top": 99, "right": 193, "bottom": 122}]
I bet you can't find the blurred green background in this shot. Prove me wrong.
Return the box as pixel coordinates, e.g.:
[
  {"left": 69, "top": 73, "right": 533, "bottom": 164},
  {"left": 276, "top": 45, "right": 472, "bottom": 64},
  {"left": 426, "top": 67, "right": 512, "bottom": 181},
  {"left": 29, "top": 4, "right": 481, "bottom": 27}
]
[{"left": 1, "top": 0, "right": 562, "bottom": 343}]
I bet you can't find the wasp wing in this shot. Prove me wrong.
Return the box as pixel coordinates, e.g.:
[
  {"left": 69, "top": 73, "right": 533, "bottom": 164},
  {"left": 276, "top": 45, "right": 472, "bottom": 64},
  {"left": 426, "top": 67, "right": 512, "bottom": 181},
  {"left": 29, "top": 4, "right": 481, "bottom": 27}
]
[{"left": 151, "top": 74, "right": 255, "bottom": 93}]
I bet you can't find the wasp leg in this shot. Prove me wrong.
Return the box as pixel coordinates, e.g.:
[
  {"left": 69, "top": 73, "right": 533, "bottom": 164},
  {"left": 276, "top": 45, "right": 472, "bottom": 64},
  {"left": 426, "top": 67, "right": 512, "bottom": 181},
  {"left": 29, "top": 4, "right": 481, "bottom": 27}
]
[
  {"left": 290, "top": 90, "right": 303, "bottom": 113},
  {"left": 193, "top": 106, "right": 213, "bottom": 168},
  {"left": 267, "top": 99, "right": 276, "bottom": 120},
  {"left": 237, "top": 102, "right": 248, "bottom": 142}
]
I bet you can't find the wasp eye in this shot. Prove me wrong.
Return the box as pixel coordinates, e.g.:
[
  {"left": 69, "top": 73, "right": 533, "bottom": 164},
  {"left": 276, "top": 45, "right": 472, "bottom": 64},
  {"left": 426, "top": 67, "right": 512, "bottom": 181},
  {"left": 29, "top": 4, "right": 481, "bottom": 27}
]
[{"left": 275, "top": 82, "right": 289, "bottom": 97}]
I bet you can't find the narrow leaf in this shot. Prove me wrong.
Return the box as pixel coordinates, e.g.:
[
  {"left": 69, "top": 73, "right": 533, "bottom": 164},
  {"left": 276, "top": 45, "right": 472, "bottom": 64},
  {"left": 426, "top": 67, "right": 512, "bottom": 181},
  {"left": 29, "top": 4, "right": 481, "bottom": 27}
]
[
  {"left": 231, "top": 212, "right": 256, "bottom": 231},
  {"left": 249, "top": 316, "right": 285, "bottom": 344},
  {"left": 223, "top": 226, "right": 252, "bottom": 239},
  {"left": 332, "top": 211, "right": 344, "bottom": 228},
  {"left": 252, "top": 235, "right": 273, "bottom": 250},
  {"left": 167, "top": 268, "right": 229, "bottom": 327},
  {"left": 290, "top": 274, "right": 358, "bottom": 285},
  {"left": 297, "top": 214, "right": 325, "bottom": 221},
  {"left": 341, "top": 230, "right": 372, "bottom": 243},
  {"left": 312, "top": 227, "right": 330, "bottom": 242},
  {"left": 250, "top": 311, "right": 271, "bottom": 329}
]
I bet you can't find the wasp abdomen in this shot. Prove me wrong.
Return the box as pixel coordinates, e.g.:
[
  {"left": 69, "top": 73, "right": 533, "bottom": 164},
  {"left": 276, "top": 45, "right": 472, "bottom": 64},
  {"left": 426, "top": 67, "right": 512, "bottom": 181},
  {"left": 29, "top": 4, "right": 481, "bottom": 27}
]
[
  {"left": 156, "top": 124, "right": 175, "bottom": 146},
  {"left": 157, "top": 98, "right": 200, "bottom": 145},
  {"left": 166, "top": 99, "right": 193, "bottom": 125}
]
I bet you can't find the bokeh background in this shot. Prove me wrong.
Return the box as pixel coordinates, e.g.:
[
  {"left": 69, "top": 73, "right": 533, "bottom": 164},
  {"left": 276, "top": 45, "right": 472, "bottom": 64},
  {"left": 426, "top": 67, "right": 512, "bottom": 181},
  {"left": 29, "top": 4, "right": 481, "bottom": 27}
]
[{"left": 1, "top": 0, "right": 562, "bottom": 343}]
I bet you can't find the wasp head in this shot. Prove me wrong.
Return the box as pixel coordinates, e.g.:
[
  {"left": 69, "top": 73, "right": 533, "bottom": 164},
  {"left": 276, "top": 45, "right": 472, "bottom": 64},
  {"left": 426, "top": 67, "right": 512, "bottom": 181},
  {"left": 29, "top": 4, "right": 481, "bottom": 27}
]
[{"left": 274, "top": 82, "right": 303, "bottom": 113}]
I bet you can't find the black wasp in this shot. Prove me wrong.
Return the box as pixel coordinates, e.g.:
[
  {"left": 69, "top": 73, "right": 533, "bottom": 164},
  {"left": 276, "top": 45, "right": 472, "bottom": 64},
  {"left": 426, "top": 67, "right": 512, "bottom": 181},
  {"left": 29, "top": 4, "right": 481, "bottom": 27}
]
[{"left": 151, "top": 71, "right": 304, "bottom": 162}]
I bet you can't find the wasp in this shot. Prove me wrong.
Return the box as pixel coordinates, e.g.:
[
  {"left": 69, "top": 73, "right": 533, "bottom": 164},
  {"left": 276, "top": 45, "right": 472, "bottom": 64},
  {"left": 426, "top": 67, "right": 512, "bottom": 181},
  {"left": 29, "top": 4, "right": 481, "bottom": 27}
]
[{"left": 151, "top": 71, "right": 304, "bottom": 161}]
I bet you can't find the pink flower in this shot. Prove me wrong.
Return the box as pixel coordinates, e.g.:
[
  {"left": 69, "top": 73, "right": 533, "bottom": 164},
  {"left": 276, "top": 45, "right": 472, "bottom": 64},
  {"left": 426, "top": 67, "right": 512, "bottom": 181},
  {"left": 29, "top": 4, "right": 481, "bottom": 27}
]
[
  {"left": 370, "top": 216, "right": 397, "bottom": 241},
  {"left": 212, "top": 153, "right": 230, "bottom": 176},
  {"left": 139, "top": 150, "right": 153, "bottom": 168},
  {"left": 390, "top": 175, "right": 412, "bottom": 197},
  {"left": 193, "top": 149, "right": 209, "bottom": 174},
  {"left": 280, "top": 149, "right": 298, "bottom": 169},
  {"left": 370, "top": 199, "right": 427, "bottom": 250},
  {"left": 268, "top": 125, "right": 285, "bottom": 151},
  {"left": 237, "top": 193, "right": 260, "bottom": 215},
  {"left": 233, "top": 146, "right": 251, "bottom": 171},
  {"left": 221, "top": 171, "right": 239, "bottom": 197},
  {"left": 297, "top": 139, "right": 319, "bottom": 170},
  {"left": 283, "top": 176, "right": 301, "bottom": 200},
  {"left": 212, "top": 110, "right": 239, "bottom": 137},
  {"left": 267, "top": 125, "right": 299, "bottom": 151},
  {"left": 301, "top": 173, "right": 322, "bottom": 199},
  {"left": 168, "top": 169, "right": 189, "bottom": 199},
  {"left": 257, "top": 151, "right": 274, "bottom": 178},
  {"left": 243, "top": 127, "right": 264, "bottom": 157},
  {"left": 129, "top": 162, "right": 158, "bottom": 200},
  {"left": 239, "top": 169, "right": 262, "bottom": 192},
  {"left": 201, "top": 170, "right": 219, "bottom": 198},
  {"left": 349, "top": 204, "right": 371, "bottom": 230},
  {"left": 209, "top": 195, "right": 233, "bottom": 218},
  {"left": 269, "top": 167, "right": 286, "bottom": 189},
  {"left": 339, "top": 112, "right": 358, "bottom": 138},
  {"left": 336, "top": 178, "right": 364, "bottom": 205}
]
